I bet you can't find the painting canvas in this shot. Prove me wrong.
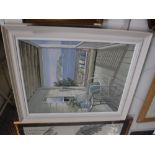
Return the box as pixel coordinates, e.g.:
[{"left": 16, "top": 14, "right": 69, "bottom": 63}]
[
  {"left": 18, "top": 40, "right": 135, "bottom": 114},
  {"left": 23, "top": 123, "right": 123, "bottom": 135}
]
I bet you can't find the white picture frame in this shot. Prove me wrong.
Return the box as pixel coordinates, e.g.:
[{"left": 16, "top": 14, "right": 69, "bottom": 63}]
[{"left": 1, "top": 25, "right": 153, "bottom": 123}]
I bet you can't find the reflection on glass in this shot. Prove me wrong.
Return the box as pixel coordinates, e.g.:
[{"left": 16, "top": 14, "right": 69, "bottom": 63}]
[{"left": 18, "top": 40, "right": 135, "bottom": 113}]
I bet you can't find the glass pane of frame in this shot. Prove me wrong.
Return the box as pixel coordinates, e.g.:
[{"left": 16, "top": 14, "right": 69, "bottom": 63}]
[{"left": 18, "top": 40, "right": 135, "bottom": 114}]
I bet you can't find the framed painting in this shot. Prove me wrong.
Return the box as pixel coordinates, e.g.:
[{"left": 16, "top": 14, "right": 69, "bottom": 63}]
[
  {"left": 137, "top": 76, "right": 155, "bottom": 122},
  {"left": 14, "top": 116, "right": 133, "bottom": 135},
  {"left": 2, "top": 25, "right": 152, "bottom": 123}
]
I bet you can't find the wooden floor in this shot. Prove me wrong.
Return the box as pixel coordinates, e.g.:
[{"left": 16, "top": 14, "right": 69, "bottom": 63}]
[{"left": 0, "top": 104, "right": 18, "bottom": 135}]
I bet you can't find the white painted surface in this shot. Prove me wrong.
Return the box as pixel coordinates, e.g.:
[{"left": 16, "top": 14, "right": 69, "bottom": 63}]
[
  {"left": 0, "top": 20, "right": 4, "bottom": 25},
  {"left": 129, "top": 19, "right": 149, "bottom": 31},
  {"left": 3, "top": 19, "right": 22, "bottom": 24}
]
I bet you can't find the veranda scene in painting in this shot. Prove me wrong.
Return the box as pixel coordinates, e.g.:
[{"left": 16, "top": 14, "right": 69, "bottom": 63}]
[{"left": 18, "top": 40, "right": 134, "bottom": 113}]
